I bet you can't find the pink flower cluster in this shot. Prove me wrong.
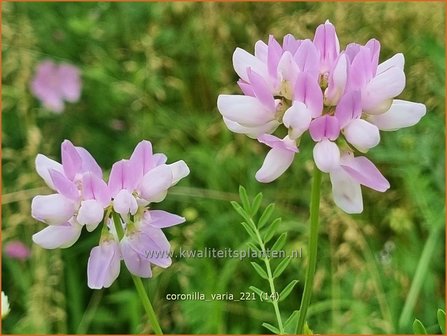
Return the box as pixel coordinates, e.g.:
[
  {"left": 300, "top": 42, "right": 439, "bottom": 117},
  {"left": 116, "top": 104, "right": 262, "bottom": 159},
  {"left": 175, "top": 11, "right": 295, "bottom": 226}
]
[
  {"left": 30, "top": 60, "right": 81, "bottom": 113},
  {"left": 31, "top": 140, "right": 189, "bottom": 289},
  {"left": 217, "top": 20, "right": 426, "bottom": 213}
]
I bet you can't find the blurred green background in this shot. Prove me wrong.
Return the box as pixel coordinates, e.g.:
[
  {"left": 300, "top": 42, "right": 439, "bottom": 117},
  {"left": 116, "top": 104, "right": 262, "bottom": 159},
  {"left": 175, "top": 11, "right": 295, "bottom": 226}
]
[{"left": 2, "top": 2, "right": 445, "bottom": 334}]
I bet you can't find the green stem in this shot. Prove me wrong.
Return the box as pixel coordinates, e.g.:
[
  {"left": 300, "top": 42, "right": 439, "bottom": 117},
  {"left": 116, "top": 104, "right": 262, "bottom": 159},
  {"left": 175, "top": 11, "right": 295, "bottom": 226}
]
[
  {"left": 297, "top": 167, "right": 322, "bottom": 333},
  {"left": 253, "top": 226, "right": 285, "bottom": 334},
  {"left": 398, "top": 226, "right": 440, "bottom": 331},
  {"left": 111, "top": 212, "right": 163, "bottom": 335}
]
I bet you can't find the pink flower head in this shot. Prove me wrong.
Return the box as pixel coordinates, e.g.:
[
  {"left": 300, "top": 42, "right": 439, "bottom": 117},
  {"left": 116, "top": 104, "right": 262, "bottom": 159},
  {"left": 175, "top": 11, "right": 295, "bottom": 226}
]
[
  {"left": 217, "top": 21, "right": 426, "bottom": 213},
  {"left": 4, "top": 240, "right": 31, "bottom": 261},
  {"left": 32, "top": 139, "right": 190, "bottom": 289},
  {"left": 30, "top": 60, "right": 81, "bottom": 113},
  {"left": 32, "top": 140, "right": 109, "bottom": 246}
]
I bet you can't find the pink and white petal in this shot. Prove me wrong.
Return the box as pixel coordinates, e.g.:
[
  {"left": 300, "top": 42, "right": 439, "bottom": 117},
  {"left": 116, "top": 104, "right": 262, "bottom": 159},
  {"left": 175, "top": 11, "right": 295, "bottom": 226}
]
[
  {"left": 49, "top": 169, "right": 79, "bottom": 201},
  {"left": 334, "top": 90, "right": 362, "bottom": 128},
  {"left": 75, "top": 146, "right": 103, "bottom": 178},
  {"left": 343, "top": 119, "right": 380, "bottom": 152},
  {"left": 294, "top": 39, "right": 319, "bottom": 79},
  {"left": 258, "top": 134, "right": 298, "bottom": 152},
  {"left": 135, "top": 226, "right": 172, "bottom": 268},
  {"left": 120, "top": 238, "right": 152, "bottom": 278},
  {"left": 167, "top": 160, "right": 190, "bottom": 186},
  {"left": 294, "top": 72, "right": 323, "bottom": 117},
  {"left": 329, "top": 167, "right": 363, "bottom": 214},
  {"left": 87, "top": 240, "right": 121, "bottom": 289},
  {"left": 138, "top": 164, "right": 173, "bottom": 202},
  {"left": 61, "top": 140, "right": 82, "bottom": 180},
  {"left": 35, "top": 154, "right": 64, "bottom": 190},
  {"left": 255, "top": 147, "right": 295, "bottom": 183},
  {"left": 277, "top": 51, "right": 299, "bottom": 85},
  {"left": 362, "top": 67, "right": 406, "bottom": 114},
  {"left": 113, "top": 189, "right": 138, "bottom": 217},
  {"left": 348, "top": 46, "right": 374, "bottom": 90},
  {"left": 282, "top": 34, "right": 301, "bottom": 55},
  {"left": 108, "top": 160, "right": 136, "bottom": 197},
  {"left": 377, "top": 53, "right": 405, "bottom": 74},
  {"left": 340, "top": 154, "right": 390, "bottom": 192},
  {"left": 247, "top": 68, "right": 275, "bottom": 110},
  {"left": 77, "top": 199, "right": 104, "bottom": 231},
  {"left": 32, "top": 221, "right": 82, "bottom": 249},
  {"left": 237, "top": 80, "right": 255, "bottom": 97},
  {"left": 129, "top": 140, "right": 154, "bottom": 178},
  {"left": 283, "top": 102, "right": 312, "bottom": 139},
  {"left": 325, "top": 53, "right": 348, "bottom": 106},
  {"left": 254, "top": 40, "right": 268, "bottom": 63},
  {"left": 267, "top": 35, "right": 283, "bottom": 79},
  {"left": 31, "top": 194, "right": 75, "bottom": 225},
  {"left": 145, "top": 210, "right": 185, "bottom": 228},
  {"left": 365, "top": 38, "right": 381, "bottom": 76},
  {"left": 217, "top": 95, "right": 274, "bottom": 127},
  {"left": 152, "top": 153, "right": 167, "bottom": 167},
  {"left": 313, "top": 139, "right": 340, "bottom": 173},
  {"left": 309, "top": 115, "right": 340, "bottom": 142},
  {"left": 82, "top": 173, "right": 110, "bottom": 207},
  {"left": 223, "top": 118, "right": 279, "bottom": 139},
  {"left": 367, "top": 99, "right": 426, "bottom": 131},
  {"left": 313, "top": 20, "right": 340, "bottom": 73},
  {"left": 232, "top": 47, "right": 268, "bottom": 82}
]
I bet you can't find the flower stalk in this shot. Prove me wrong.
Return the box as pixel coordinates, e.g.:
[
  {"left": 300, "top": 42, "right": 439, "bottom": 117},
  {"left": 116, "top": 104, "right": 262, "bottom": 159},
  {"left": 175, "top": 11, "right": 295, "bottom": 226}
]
[
  {"left": 297, "top": 167, "right": 322, "bottom": 333},
  {"left": 112, "top": 212, "right": 163, "bottom": 335}
]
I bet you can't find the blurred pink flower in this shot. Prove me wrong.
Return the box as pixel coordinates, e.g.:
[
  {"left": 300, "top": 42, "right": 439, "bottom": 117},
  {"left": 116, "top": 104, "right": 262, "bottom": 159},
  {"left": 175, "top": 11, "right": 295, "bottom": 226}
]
[
  {"left": 4, "top": 240, "right": 31, "bottom": 261},
  {"left": 30, "top": 60, "right": 81, "bottom": 113}
]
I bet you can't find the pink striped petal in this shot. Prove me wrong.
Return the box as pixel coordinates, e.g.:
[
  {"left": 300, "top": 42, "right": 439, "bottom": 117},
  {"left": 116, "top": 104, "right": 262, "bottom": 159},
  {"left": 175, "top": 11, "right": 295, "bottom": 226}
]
[
  {"left": 335, "top": 90, "right": 362, "bottom": 128},
  {"left": 87, "top": 240, "right": 121, "bottom": 289},
  {"left": 82, "top": 173, "right": 110, "bottom": 207},
  {"left": 49, "top": 169, "right": 79, "bottom": 201},
  {"left": 247, "top": 68, "right": 275, "bottom": 110},
  {"left": 293, "top": 72, "right": 323, "bottom": 117},
  {"left": 309, "top": 115, "right": 340, "bottom": 142},
  {"left": 340, "top": 154, "right": 390, "bottom": 192},
  {"left": 145, "top": 210, "right": 185, "bottom": 228}
]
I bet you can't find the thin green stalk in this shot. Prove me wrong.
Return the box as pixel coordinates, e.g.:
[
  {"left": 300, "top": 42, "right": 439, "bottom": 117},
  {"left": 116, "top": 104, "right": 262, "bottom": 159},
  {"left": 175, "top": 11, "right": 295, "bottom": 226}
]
[
  {"left": 112, "top": 212, "right": 163, "bottom": 335},
  {"left": 252, "top": 225, "right": 285, "bottom": 334},
  {"left": 398, "top": 226, "right": 440, "bottom": 331},
  {"left": 297, "top": 168, "right": 322, "bottom": 333}
]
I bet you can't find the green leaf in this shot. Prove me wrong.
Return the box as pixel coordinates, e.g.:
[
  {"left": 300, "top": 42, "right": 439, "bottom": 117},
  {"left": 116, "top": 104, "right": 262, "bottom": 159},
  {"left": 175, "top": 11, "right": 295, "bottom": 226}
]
[
  {"left": 239, "top": 185, "right": 251, "bottom": 212},
  {"left": 262, "top": 322, "right": 280, "bottom": 334},
  {"left": 231, "top": 201, "right": 251, "bottom": 223},
  {"left": 249, "top": 285, "right": 265, "bottom": 298},
  {"left": 271, "top": 232, "right": 287, "bottom": 251},
  {"left": 241, "top": 222, "right": 258, "bottom": 241},
  {"left": 412, "top": 319, "right": 427, "bottom": 334},
  {"left": 247, "top": 242, "right": 261, "bottom": 253},
  {"left": 438, "top": 309, "right": 446, "bottom": 334},
  {"left": 273, "top": 257, "right": 291, "bottom": 278},
  {"left": 263, "top": 218, "right": 281, "bottom": 243},
  {"left": 251, "top": 261, "right": 268, "bottom": 279},
  {"left": 258, "top": 203, "right": 275, "bottom": 229},
  {"left": 284, "top": 310, "right": 299, "bottom": 334},
  {"left": 279, "top": 280, "right": 299, "bottom": 302},
  {"left": 251, "top": 193, "right": 263, "bottom": 216},
  {"left": 303, "top": 322, "right": 313, "bottom": 335}
]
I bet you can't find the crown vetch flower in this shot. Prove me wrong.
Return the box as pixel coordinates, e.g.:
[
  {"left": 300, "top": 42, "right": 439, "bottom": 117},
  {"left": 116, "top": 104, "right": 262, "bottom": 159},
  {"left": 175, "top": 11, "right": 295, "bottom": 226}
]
[
  {"left": 217, "top": 20, "right": 426, "bottom": 213},
  {"left": 32, "top": 140, "right": 189, "bottom": 289},
  {"left": 30, "top": 60, "right": 81, "bottom": 113}
]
